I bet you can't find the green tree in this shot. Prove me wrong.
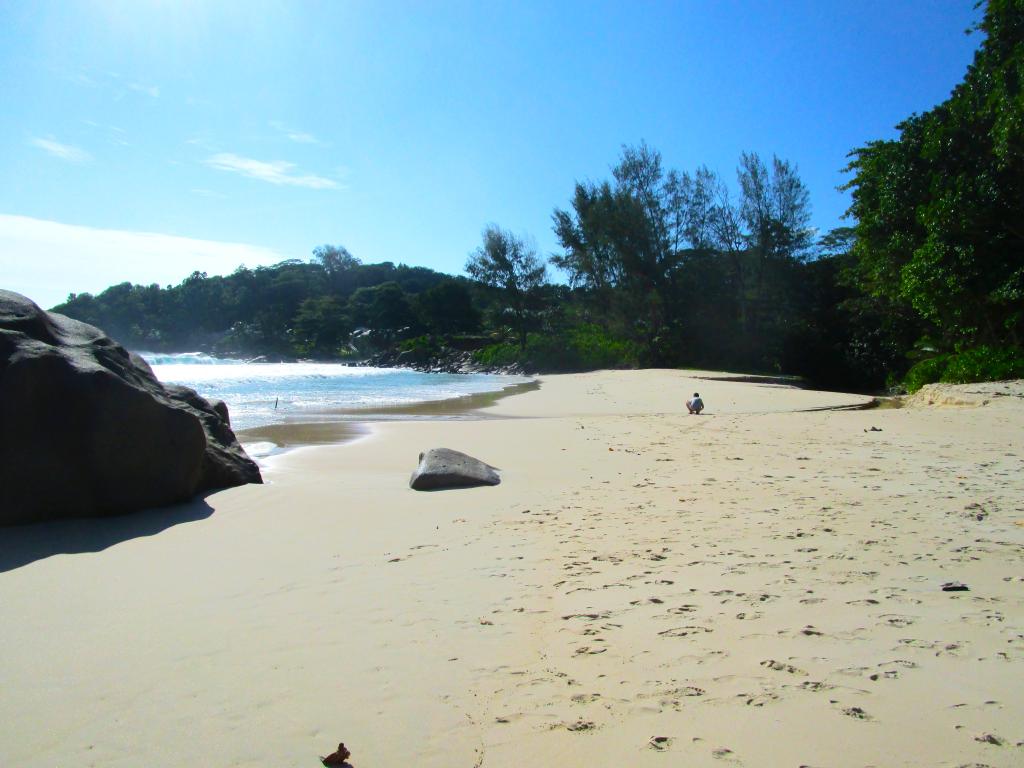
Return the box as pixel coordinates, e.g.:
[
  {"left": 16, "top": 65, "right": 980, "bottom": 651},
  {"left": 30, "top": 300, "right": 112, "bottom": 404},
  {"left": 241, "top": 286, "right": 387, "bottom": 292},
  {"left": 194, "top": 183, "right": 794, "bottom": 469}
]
[
  {"left": 844, "top": 0, "right": 1024, "bottom": 349},
  {"left": 348, "top": 282, "right": 417, "bottom": 340},
  {"left": 293, "top": 296, "right": 352, "bottom": 357},
  {"left": 415, "top": 280, "right": 482, "bottom": 334},
  {"left": 466, "top": 225, "right": 547, "bottom": 350},
  {"left": 552, "top": 143, "right": 687, "bottom": 361},
  {"left": 703, "top": 153, "right": 812, "bottom": 358},
  {"left": 312, "top": 244, "right": 361, "bottom": 275},
  {"left": 553, "top": 144, "right": 812, "bottom": 367}
]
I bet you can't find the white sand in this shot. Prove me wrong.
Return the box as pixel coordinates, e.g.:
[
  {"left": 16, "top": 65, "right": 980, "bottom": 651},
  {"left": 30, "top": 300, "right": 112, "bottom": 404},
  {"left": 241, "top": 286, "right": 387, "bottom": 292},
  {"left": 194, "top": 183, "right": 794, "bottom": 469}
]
[{"left": 1, "top": 370, "right": 1022, "bottom": 767}]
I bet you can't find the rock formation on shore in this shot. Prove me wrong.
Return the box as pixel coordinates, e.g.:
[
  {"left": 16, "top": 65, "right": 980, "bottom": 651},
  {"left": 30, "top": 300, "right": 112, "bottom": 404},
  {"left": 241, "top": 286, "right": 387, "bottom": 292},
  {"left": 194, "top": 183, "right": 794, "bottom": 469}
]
[
  {"left": 0, "top": 290, "right": 262, "bottom": 525},
  {"left": 409, "top": 447, "right": 501, "bottom": 490}
]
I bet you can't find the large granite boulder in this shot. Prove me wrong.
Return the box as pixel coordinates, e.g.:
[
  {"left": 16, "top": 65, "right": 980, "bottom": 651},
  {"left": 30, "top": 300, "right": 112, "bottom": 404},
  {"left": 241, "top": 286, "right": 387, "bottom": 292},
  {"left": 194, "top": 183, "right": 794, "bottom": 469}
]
[
  {"left": 409, "top": 447, "right": 500, "bottom": 491},
  {"left": 0, "top": 290, "right": 262, "bottom": 525}
]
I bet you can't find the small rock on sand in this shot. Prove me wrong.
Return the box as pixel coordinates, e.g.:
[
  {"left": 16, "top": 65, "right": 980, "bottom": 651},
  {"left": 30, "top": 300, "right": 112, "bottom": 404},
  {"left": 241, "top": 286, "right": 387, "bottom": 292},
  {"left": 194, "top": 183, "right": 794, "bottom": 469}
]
[{"left": 409, "top": 447, "right": 500, "bottom": 491}]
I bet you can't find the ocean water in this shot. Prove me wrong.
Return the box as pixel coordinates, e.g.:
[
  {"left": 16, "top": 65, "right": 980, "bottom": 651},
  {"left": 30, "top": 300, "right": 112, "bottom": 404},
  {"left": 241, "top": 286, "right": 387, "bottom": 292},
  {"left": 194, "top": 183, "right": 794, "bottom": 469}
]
[{"left": 141, "top": 352, "right": 532, "bottom": 432}]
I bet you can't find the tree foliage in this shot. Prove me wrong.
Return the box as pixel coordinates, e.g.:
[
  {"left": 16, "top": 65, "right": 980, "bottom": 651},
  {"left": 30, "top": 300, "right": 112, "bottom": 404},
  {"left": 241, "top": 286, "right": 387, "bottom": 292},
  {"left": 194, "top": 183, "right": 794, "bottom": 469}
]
[
  {"left": 415, "top": 281, "right": 482, "bottom": 335},
  {"left": 553, "top": 144, "right": 813, "bottom": 368},
  {"left": 844, "top": 0, "right": 1024, "bottom": 349},
  {"left": 53, "top": 249, "right": 463, "bottom": 358},
  {"left": 465, "top": 225, "right": 548, "bottom": 349}
]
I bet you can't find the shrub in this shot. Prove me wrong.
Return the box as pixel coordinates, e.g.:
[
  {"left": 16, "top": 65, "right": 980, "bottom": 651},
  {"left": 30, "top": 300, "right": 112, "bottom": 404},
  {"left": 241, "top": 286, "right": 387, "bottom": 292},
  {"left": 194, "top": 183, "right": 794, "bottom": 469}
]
[
  {"left": 941, "top": 346, "right": 1024, "bottom": 384},
  {"left": 473, "top": 324, "right": 638, "bottom": 372},
  {"left": 398, "top": 334, "right": 442, "bottom": 356},
  {"left": 557, "top": 324, "right": 638, "bottom": 370},
  {"left": 474, "top": 342, "right": 521, "bottom": 368},
  {"left": 903, "top": 355, "right": 951, "bottom": 393},
  {"left": 903, "top": 346, "right": 1024, "bottom": 392}
]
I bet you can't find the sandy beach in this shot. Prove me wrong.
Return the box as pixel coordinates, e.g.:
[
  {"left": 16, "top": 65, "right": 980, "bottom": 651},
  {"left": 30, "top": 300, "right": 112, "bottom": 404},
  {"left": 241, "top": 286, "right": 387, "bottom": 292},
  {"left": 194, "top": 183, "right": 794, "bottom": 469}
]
[{"left": 1, "top": 369, "right": 1022, "bottom": 767}]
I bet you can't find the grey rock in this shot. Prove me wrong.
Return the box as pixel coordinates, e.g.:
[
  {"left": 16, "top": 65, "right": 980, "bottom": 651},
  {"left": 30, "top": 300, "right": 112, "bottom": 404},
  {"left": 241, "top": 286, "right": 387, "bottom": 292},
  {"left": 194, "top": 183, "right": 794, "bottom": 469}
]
[
  {"left": 409, "top": 447, "right": 500, "bottom": 491},
  {"left": 0, "top": 289, "right": 262, "bottom": 525},
  {"left": 210, "top": 399, "right": 231, "bottom": 426}
]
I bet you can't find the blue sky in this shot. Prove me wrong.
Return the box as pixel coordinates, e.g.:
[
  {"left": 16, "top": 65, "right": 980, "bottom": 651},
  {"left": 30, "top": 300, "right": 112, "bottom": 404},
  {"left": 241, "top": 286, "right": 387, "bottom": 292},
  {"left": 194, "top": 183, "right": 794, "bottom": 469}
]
[{"left": 1, "top": 0, "right": 982, "bottom": 309}]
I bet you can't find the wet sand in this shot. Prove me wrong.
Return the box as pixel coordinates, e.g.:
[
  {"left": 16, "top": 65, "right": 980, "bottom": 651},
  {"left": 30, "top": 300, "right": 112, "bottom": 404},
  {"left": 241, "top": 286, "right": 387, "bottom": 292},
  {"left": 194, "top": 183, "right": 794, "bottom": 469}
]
[
  {"left": 237, "top": 380, "right": 539, "bottom": 448},
  {"left": 1, "top": 370, "right": 1022, "bottom": 767}
]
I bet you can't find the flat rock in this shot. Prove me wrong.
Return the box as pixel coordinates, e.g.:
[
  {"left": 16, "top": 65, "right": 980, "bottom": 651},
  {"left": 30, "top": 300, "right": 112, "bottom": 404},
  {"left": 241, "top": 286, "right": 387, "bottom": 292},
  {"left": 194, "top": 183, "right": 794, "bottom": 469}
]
[{"left": 409, "top": 447, "right": 500, "bottom": 491}]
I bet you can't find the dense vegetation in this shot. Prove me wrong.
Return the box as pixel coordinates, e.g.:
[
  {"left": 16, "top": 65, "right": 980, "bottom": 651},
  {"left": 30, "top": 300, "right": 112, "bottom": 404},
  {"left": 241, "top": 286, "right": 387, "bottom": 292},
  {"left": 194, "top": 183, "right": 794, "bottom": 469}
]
[
  {"left": 55, "top": 256, "right": 484, "bottom": 360},
  {"left": 53, "top": 1, "right": 1022, "bottom": 391},
  {"left": 842, "top": 0, "right": 1024, "bottom": 389}
]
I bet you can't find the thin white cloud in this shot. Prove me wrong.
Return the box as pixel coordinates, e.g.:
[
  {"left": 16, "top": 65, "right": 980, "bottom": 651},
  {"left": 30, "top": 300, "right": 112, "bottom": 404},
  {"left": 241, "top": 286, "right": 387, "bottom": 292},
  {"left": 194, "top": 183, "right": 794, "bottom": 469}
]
[
  {"left": 60, "top": 67, "right": 159, "bottom": 99},
  {"left": 82, "top": 121, "right": 130, "bottom": 147},
  {"left": 269, "top": 120, "right": 324, "bottom": 145},
  {"left": 127, "top": 82, "right": 160, "bottom": 98},
  {"left": 30, "top": 137, "right": 93, "bottom": 163},
  {"left": 287, "top": 131, "right": 319, "bottom": 144},
  {"left": 0, "top": 214, "right": 290, "bottom": 310},
  {"left": 184, "top": 133, "right": 217, "bottom": 151},
  {"left": 206, "top": 152, "right": 338, "bottom": 189}
]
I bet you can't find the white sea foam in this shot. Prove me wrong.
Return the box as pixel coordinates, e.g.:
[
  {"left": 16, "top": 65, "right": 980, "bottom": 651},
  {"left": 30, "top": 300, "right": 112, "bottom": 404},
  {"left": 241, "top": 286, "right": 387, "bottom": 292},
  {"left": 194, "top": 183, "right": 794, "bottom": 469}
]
[{"left": 141, "top": 352, "right": 529, "bottom": 431}]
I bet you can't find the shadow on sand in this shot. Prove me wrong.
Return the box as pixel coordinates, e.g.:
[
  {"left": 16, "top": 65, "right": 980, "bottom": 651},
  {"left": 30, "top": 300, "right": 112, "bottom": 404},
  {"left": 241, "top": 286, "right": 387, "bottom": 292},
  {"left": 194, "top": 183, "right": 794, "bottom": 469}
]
[{"left": 0, "top": 497, "right": 214, "bottom": 573}]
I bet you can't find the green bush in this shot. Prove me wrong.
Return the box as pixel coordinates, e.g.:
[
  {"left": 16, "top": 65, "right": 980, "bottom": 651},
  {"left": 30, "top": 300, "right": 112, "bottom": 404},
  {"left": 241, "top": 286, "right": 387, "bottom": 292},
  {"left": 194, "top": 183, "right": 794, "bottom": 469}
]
[
  {"left": 903, "top": 346, "right": 1024, "bottom": 392},
  {"left": 398, "top": 334, "right": 442, "bottom": 356},
  {"left": 557, "top": 324, "right": 638, "bottom": 370},
  {"left": 942, "top": 346, "right": 1024, "bottom": 384},
  {"left": 473, "top": 325, "right": 637, "bottom": 372},
  {"left": 903, "top": 355, "right": 951, "bottom": 393},
  {"left": 474, "top": 342, "right": 521, "bottom": 368}
]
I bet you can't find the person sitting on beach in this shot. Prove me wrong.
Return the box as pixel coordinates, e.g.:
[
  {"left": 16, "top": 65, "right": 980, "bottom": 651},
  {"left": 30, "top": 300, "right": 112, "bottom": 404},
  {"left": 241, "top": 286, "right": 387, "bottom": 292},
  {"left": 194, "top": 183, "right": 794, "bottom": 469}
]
[{"left": 686, "top": 392, "right": 704, "bottom": 414}]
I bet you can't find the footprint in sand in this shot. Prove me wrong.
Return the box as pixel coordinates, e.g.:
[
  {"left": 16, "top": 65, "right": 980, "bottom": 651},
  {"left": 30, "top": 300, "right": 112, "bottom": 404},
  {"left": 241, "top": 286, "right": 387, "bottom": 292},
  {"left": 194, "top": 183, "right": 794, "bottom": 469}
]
[
  {"left": 712, "top": 746, "right": 741, "bottom": 763},
  {"left": 798, "top": 680, "right": 835, "bottom": 692},
  {"left": 742, "top": 691, "right": 780, "bottom": 707},
  {"left": 558, "top": 719, "right": 597, "bottom": 732},
  {"left": 668, "top": 604, "right": 700, "bottom": 614},
  {"left": 639, "top": 685, "right": 706, "bottom": 704},
  {"left": 875, "top": 659, "right": 918, "bottom": 676},
  {"left": 761, "top": 659, "right": 808, "bottom": 676},
  {"left": 898, "top": 638, "right": 965, "bottom": 656},
  {"left": 677, "top": 685, "right": 706, "bottom": 697},
  {"left": 840, "top": 705, "right": 873, "bottom": 721},
  {"left": 629, "top": 597, "right": 665, "bottom": 606},
  {"left": 659, "top": 625, "right": 713, "bottom": 638},
  {"left": 800, "top": 625, "right": 825, "bottom": 636}
]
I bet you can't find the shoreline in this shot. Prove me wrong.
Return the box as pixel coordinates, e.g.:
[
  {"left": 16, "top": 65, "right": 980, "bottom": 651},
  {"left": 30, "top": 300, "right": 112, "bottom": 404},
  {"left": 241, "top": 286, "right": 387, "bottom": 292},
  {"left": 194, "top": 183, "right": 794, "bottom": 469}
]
[
  {"left": 235, "top": 366, "right": 887, "bottom": 455},
  {"left": 236, "top": 379, "right": 540, "bottom": 453},
  {"left": 2, "top": 370, "right": 1021, "bottom": 767}
]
